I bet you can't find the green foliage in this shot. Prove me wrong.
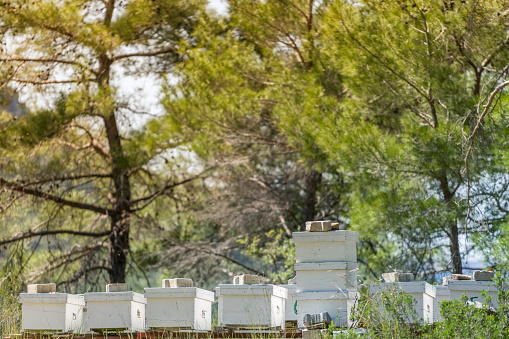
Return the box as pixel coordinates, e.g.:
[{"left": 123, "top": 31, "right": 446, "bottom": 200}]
[
  {"left": 238, "top": 230, "right": 295, "bottom": 284},
  {"left": 430, "top": 274, "right": 509, "bottom": 338},
  {"left": 358, "top": 285, "right": 424, "bottom": 338},
  {"left": 340, "top": 275, "right": 509, "bottom": 338}
]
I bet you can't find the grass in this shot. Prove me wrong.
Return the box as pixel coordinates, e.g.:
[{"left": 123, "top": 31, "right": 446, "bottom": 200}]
[{"left": 0, "top": 275, "right": 21, "bottom": 338}]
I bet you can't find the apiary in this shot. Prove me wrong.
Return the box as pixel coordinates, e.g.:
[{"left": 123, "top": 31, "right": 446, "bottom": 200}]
[
  {"left": 84, "top": 285, "right": 146, "bottom": 332},
  {"left": 448, "top": 280, "right": 500, "bottom": 308},
  {"left": 295, "top": 290, "right": 358, "bottom": 328},
  {"left": 370, "top": 281, "right": 434, "bottom": 323},
  {"left": 20, "top": 288, "right": 85, "bottom": 333},
  {"left": 144, "top": 286, "right": 214, "bottom": 330},
  {"left": 216, "top": 283, "right": 287, "bottom": 330},
  {"left": 293, "top": 231, "right": 358, "bottom": 263},
  {"left": 294, "top": 261, "right": 358, "bottom": 292}
]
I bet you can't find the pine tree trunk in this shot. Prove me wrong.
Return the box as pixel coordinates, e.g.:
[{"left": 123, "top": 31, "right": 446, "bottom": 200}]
[
  {"left": 303, "top": 169, "right": 321, "bottom": 227},
  {"left": 97, "top": 6, "right": 132, "bottom": 282},
  {"left": 438, "top": 171, "right": 462, "bottom": 274},
  {"left": 449, "top": 219, "right": 462, "bottom": 274},
  {"left": 102, "top": 78, "right": 132, "bottom": 283},
  {"left": 109, "top": 211, "right": 130, "bottom": 283}
]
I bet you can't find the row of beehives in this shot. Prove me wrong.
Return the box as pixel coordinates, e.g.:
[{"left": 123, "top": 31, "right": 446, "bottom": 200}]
[
  {"left": 370, "top": 270, "right": 500, "bottom": 324},
  {"left": 21, "top": 277, "right": 289, "bottom": 334},
  {"left": 20, "top": 227, "right": 361, "bottom": 334}
]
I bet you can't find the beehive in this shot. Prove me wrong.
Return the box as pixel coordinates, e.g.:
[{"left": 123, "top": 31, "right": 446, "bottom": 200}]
[
  {"left": 144, "top": 287, "right": 214, "bottom": 331},
  {"left": 20, "top": 293, "right": 85, "bottom": 333},
  {"left": 293, "top": 231, "right": 358, "bottom": 263},
  {"left": 295, "top": 290, "right": 358, "bottom": 327},
  {"left": 216, "top": 284, "right": 287, "bottom": 329},
  {"left": 448, "top": 280, "right": 500, "bottom": 308},
  {"left": 370, "top": 282, "right": 434, "bottom": 323},
  {"left": 294, "top": 262, "right": 358, "bottom": 292},
  {"left": 84, "top": 291, "right": 146, "bottom": 332}
]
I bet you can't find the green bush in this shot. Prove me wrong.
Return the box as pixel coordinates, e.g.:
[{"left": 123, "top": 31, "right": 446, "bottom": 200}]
[
  {"left": 428, "top": 273, "right": 509, "bottom": 338},
  {"left": 339, "top": 274, "right": 509, "bottom": 338}
]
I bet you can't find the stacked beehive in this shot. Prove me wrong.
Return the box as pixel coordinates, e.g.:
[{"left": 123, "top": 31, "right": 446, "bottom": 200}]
[{"left": 293, "top": 221, "right": 359, "bottom": 328}]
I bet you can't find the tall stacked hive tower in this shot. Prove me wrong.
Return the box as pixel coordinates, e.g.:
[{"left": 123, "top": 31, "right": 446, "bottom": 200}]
[{"left": 293, "top": 221, "right": 359, "bottom": 328}]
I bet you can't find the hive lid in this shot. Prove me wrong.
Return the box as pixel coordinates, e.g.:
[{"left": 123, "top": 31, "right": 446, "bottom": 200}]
[
  {"left": 84, "top": 291, "right": 146, "bottom": 303},
  {"left": 292, "top": 230, "right": 359, "bottom": 243},
  {"left": 216, "top": 284, "right": 288, "bottom": 299},
  {"left": 279, "top": 284, "right": 297, "bottom": 293},
  {"left": 294, "top": 262, "right": 358, "bottom": 271},
  {"left": 144, "top": 287, "right": 214, "bottom": 302},
  {"left": 426, "top": 284, "right": 450, "bottom": 297},
  {"left": 19, "top": 293, "right": 85, "bottom": 305},
  {"left": 370, "top": 281, "right": 429, "bottom": 294},
  {"left": 295, "top": 290, "right": 358, "bottom": 301},
  {"left": 447, "top": 280, "right": 501, "bottom": 292}
]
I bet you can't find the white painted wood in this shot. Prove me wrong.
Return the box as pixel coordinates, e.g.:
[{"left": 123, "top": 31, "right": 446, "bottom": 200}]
[
  {"left": 216, "top": 285, "right": 287, "bottom": 329},
  {"left": 20, "top": 293, "right": 85, "bottom": 333},
  {"left": 293, "top": 231, "right": 358, "bottom": 263},
  {"left": 295, "top": 291, "right": 358, "bottom": 328},
  {"left": 84, "top": 292, "right": 146, "bottom": 332},
  {"left": 370, "top": 282, "right": 434, "bottom": 324},
  {"left": 448, "top": 280, "right": 501, "bottom": 308},
  {"left": 144, "top": 287, "right": 214, "bottom": 330},
  {"left": 427, "top": 285, "right": 450, "bottom": 322},
  {"left": 279, "top": 284, "right": 297, "bottom": 321},
  {"left": 294, "top": 262, "right": 358, "bottom": 292}
]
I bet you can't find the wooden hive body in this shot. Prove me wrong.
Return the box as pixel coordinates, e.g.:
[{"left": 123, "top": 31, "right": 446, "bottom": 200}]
[
  {"left": 20, "top": 293, "right": 85, "bottom": 333},
  {"left": 84, "top": 291, "right": 146, "bottom": 332},
  {"left": 370, "top": 282, "right": 435, "bottom": 323},
  {"left": 144, "top": 287, "right": 214, "bottom": 331},
  {"left": 216, "top": 284, "right": 287, "bottom": 330}
]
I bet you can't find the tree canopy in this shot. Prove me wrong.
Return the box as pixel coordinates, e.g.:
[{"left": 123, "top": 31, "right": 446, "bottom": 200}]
[{"left": 1, "top": 0, "right": 509, "bottom": 289}]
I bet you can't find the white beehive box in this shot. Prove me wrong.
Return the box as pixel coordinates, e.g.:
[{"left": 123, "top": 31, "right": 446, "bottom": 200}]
[
  {"left": 84, "top": 291, "right": 146, "bottom": 332},
  {"left": 216, "top": 284, "right": 287, "bottom": 329},
  {"left": 295, "top": 290, "right": 358, "bottom": 327},
  {"left": 448, "top": 280, "right": 500, "bottom": 308},
  {"left": 144, "top": 287, "right": 214, "bottom": 330},
  {"left": 293, "top": 231, "right": 358, "bottom": 263},
  {"left": 294, "top": 262, "right": 358, "bottom": 292},
  {"left": 428, "top": 285, "right": 450, "bottom": 322},
  {"left": 279, "top": 284, "right": 297, "bottom": 321},
  {"left": 20, "top": 293, "right": 85, "bottom": 333},
  {"left": 370, "top": 282, "right": 434, "bottom": 323}
]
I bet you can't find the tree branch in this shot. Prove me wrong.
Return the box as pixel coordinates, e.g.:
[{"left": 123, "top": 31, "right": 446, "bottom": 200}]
[
  {"left": 71, "top": 124, "right": 111, "bottom": 160},
  {"left": 209, "top": 251, "right": 266, "bottom": 277},
  {"left": 21, "top": 173, "right": 111, "bottom": 186},
  {"left": 112, "top": 47, "right": 177, "bottom": 61},
  {"left": 0, "top": 55, "right": 96, "bottom": 75},
  {"left": 465, "top": 80, "right": 509, "bottom": 166},
  {"left": 10, "top": 78, "right": 82, "bottom": 85},
  {"left": 0, "top": 177, "right": 112, "bottom": 215},
  {"left": 130, "top": 172, "right": 210, "bottom": 211},
  {"left": 0, "top": 229, "right": 110, "bottom": 246}
]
